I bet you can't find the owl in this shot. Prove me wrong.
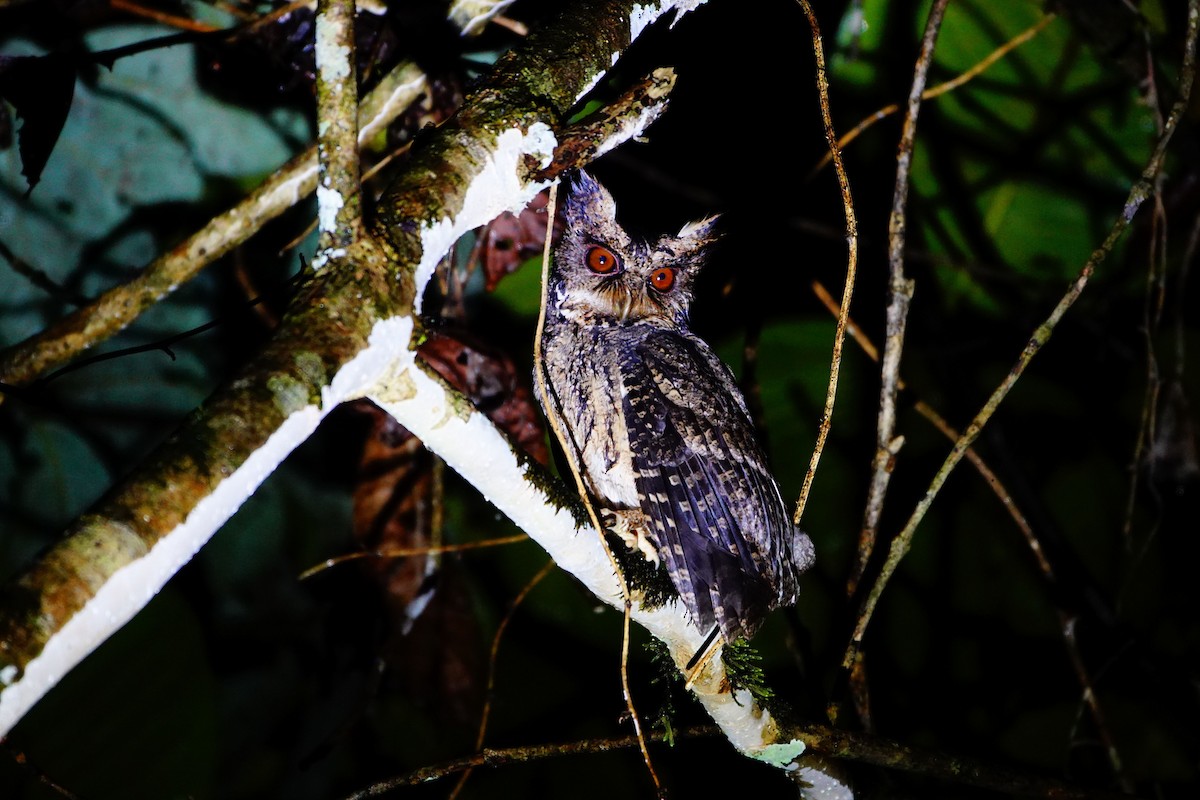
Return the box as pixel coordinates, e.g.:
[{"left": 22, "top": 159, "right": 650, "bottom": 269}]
[{"left": 537, "top": 171, "right": 815, "bottom": 644}]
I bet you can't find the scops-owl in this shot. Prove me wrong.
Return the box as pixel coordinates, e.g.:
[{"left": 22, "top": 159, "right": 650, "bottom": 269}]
[{"left": 537, "top": 171, "right": 815, "bottom": 644}]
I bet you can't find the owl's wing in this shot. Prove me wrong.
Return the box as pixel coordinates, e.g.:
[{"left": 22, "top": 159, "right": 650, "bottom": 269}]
[{"left": 621, "top": 328, "right": 799, "bottom": 642}]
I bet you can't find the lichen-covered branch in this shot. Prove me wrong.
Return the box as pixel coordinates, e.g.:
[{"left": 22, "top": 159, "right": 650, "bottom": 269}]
[
  {"left": 0, "top": 234, "right": 404, "bottom": 724},
  {"left": 851, "top": 0, "right": 948, "bottom": 597},
  {"left": 314, "top": 0, "right": 362, "bottom": 252}
]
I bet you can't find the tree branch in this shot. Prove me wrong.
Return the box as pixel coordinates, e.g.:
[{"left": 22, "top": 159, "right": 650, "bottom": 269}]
[
  {"left": 314, "top": 0, "right": 363, "bottom": 253},
  {"left": 851, "top": 0, "right": 948, "bottom": 597}
]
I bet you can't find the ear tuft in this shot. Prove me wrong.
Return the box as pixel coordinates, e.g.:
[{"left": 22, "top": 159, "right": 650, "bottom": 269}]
[
  {"left": 564, "top": 170, "right": 617, "bottom": 226},
  {"left": 677, "top": 214, "right": 721, "bottom": 245}
]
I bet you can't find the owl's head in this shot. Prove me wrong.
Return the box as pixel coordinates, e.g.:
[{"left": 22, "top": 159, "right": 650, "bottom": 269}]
[{"left": 549, "top": 171, "right": 719, "bottom": 328}]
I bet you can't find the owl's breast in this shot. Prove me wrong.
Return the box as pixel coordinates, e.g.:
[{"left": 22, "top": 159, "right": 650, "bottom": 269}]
[{"left": 540, "top": 318, "right": 641, "bottom": 510}]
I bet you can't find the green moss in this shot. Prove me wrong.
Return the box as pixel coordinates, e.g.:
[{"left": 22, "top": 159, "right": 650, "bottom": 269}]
[
  {"left": 645, "top": 636, "right": 683, "bottom": 747},
  {"left": 520, "top": 457, "right": 591, "bottom": 527},
  {"left": 721, "top": 639, "right": 774, "bottom": 709},
  {"left": 603, "top": 532, "right": 676, "bottom": 610}
]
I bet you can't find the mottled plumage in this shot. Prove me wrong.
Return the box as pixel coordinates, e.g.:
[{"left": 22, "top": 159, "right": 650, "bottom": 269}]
[{"left": 537, "top": 171, "right": 815, "bottom": 643}]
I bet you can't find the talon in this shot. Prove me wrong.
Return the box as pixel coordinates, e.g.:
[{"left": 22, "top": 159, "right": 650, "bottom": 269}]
[{"left": 608, "top": 509, "right": 660, "bottom": 566}]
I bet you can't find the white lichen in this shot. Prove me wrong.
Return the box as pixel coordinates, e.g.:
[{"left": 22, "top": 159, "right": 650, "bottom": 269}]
[
  {"left": 314, "top": 13, "right": 352, "bottom": 82},
  {"left": 414, "top": 123, "right": 558, "bottom": 313},
  {"left": 316, "top": 185, "right": 344, "bottom": 233},
  {"left": 753, "top": 738, "right": 807, "bottom": 768},
  {"left": 632, "top": 0, "right": 709, "bottom": 40}
]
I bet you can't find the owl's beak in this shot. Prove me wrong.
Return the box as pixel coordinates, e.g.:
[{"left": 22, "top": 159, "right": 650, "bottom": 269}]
[{"left": 618, "top": 290, "right": 634, "bottom": 322}]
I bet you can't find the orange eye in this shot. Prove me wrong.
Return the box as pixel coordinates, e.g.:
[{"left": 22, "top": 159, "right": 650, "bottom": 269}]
[
  {"left": 586, "top": 245, "right": 619, "bottom": 274},
  {"left": 649, "top": 267, "right": 676, "bottom": 292}
]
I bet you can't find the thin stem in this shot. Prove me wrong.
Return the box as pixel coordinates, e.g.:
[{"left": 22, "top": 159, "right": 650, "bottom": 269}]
[
  {"left": 297, "top": 533, "right": 530, "bottom": 580},
  {"left": 792, "top": 0, "right": 859, "bottom": 525},
  {"left": 808, "top": 14, "right": 1056, "bottom": 178},
  {"left": 851, "top": 0, "right": 949, "bottom": 597},
  {"left": 345, "top": 729, "right": 718, "bottom": 798},
  {"left": 450, "top": 558, "right": 556, "bottom": 800}
]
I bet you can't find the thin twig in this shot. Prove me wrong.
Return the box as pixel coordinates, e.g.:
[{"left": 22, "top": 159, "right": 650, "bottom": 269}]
[
  {"left": 35, "top": 268, "right": 307, "bottom": 386},
  {"left": 2, "top": 744, "right": 82, "bottom": 799},
  {"left": 1120, "top": 43, "right": 1170, "bottom": 560},
  {"left": 450, "top": 558, "right": 556, "bottom": 800},
  {"left": 792, "top": 0, "right": 859, "bottom": 524},
  {"left": 345, "top": 728, "right": 720, "bottom": 798},
  {"left": 844, "top": 0, "right": 1200, "bottom": 670},
  {"left": 1174, "top": 211, "right": 1200, "bottom": 383},
  {"left": 0, "top": 239, "right": 90, "bottom": 308},
  {"left": 297, "top": 533, "right": 531, "bottom": 580},
  {"left": 808, "top": 14, "right": 1057, "bottom": 179},
  {"left": 240, "top": 0, "right": 314, "bottom": 37},
  {"left": 108, "top": 0, "right": 222, "bottom": 32},
  {"left": 851, "top": 0, "right": 949, "bottom": 598}
]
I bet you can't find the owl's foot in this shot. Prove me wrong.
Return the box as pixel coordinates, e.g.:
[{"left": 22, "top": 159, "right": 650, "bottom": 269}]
[{"left": 604, "top": 508, "right": 660, "bottom": 566}]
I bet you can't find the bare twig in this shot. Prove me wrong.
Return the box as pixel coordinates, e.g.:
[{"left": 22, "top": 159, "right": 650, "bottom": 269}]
[
  {"left": 851, "top": 0, "right": 949, "bottom": 598},
  {"left": 808, "top": 14, "right": 1057, "bottom": 179},
  {"left": 296, "top": 533, "right": 530, "bottom": 579},
  {"left": 346, "top": 728, "right": 721, "bottom": 798},
  {"left": 2, "top": 744, "right": 82, "bottom": 799},
  {"left": 1175, "top": 212, "right": 1200, "bottom": 381},
  {"left": 844, "top": 0, "right": 1200, "bottom": 671},
  {"left": 792, "top": 0, "right": 859, "bottom": 524},
  {"left": 1121, "top": 48, "right": 1171, "bottom": 556},
  {"left": 0, "top": 239, "right": 89, "bottom": 307},
  {"left": 451, "top": 558, "right": 556, "bottom": 800},
  {"left": 108, "top": 0, "right": 223, "bottom": 32}
]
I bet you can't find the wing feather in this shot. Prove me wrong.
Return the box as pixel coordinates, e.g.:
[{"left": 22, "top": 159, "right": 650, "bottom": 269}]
[{"left": 620, "top": 327, "right": 801, "bottom": 641}]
